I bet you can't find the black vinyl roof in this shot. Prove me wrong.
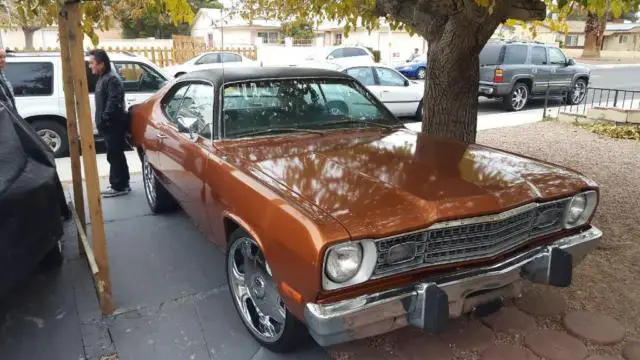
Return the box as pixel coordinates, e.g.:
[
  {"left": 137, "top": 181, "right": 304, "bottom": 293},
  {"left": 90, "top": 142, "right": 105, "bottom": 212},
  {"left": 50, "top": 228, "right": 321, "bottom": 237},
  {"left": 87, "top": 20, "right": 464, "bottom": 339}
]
[{"left": 179, "top": 66, "right": 353, "bottom": 87}]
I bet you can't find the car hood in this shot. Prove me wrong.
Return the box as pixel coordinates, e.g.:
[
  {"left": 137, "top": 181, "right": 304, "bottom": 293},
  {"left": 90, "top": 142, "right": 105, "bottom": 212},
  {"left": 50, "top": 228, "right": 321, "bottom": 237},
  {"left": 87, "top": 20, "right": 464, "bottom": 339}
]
[{"left": 217, "top": 128, "right": 595, "bottom": 240}]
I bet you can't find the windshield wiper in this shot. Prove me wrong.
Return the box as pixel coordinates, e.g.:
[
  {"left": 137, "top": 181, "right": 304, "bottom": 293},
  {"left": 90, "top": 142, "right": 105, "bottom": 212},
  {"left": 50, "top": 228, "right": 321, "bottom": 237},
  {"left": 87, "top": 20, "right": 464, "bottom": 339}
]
[
  {"left": 314, "top": 119, "right": 402, "bottom": 130},
  {"left": 242, "top": 128, "right": 325, "bottom": 137}
]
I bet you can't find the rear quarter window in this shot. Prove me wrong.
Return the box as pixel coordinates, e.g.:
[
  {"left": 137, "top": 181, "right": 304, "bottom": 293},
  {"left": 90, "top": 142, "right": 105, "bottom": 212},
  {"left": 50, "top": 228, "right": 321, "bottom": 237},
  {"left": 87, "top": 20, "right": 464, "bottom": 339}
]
[
  {"left": 503, "top": 45, "right": 528, "bottom": 64},
  {"left": 479, "top": 44, "right": 503, "bottom": 65},
  {"left": 5, "top": 61, "right": 54, "bottom": 96}
]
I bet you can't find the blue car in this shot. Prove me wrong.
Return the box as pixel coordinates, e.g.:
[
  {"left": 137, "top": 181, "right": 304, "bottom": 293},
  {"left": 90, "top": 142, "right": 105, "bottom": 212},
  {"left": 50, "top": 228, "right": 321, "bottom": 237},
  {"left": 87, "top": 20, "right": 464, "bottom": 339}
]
[{"left": 395, "top": 59, "right": 427, "bottom": 79}]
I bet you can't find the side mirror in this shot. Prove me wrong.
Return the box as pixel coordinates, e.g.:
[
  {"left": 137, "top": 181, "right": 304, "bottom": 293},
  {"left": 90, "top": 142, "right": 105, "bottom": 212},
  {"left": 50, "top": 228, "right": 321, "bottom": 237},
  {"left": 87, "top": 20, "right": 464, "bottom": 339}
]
[
  {"left": 404, "top": 79, "right": 410, "bottom": 87},
  {"left": 177, "top": 116, "right": 199, "bottom": 132},
  {"left": 567, "top": 58, "right": 576, "bottom": 66}
]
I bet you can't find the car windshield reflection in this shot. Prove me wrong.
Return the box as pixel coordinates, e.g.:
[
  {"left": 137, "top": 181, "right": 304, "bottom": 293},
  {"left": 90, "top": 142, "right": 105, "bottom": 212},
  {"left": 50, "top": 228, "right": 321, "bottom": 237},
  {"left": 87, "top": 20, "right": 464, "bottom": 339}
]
[{"left": 222, "top": 78, "right": 402, "bottom": 139}]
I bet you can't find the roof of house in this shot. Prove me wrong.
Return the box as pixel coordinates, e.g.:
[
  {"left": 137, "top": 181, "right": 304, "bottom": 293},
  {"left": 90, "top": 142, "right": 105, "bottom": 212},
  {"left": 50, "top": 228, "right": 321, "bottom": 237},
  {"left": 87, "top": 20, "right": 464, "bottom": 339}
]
[{"left": 566, "top": 20, "right": 640, "bottom": 33}]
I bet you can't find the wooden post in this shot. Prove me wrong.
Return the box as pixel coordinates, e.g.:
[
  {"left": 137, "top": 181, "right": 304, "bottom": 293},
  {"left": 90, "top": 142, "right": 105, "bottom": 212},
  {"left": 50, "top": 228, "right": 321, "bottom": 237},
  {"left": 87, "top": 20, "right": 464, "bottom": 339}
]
[
  {"left": 64, "top": 0, "right": 114, "bottom": 315},
  {"left": 58, "top": 6, "right": 85, "bottom": 255}
]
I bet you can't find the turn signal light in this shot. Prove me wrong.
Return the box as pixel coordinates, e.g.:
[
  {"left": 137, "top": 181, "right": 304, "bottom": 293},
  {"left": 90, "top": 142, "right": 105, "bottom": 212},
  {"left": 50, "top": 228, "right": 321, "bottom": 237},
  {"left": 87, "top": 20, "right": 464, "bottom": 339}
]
[
  {"left": 494, "top": 69, "right": 504, "bottom": 83},
  {"left": 280, "top": 282, "right": 303, "bottom": 304}
]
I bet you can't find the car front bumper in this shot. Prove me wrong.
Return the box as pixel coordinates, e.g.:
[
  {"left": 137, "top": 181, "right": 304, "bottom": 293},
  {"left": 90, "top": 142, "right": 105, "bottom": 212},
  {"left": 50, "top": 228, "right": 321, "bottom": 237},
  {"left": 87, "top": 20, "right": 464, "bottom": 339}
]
[{"left": 304, "top": 226, "right": 602, "bottom": 347}]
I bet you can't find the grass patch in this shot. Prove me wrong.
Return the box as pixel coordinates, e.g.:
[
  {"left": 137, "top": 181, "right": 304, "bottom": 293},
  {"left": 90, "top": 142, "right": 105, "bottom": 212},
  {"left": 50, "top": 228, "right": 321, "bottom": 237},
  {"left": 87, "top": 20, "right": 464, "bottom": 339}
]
[{"left": 575, "top": 122, "right": 640, "bottom": 140}]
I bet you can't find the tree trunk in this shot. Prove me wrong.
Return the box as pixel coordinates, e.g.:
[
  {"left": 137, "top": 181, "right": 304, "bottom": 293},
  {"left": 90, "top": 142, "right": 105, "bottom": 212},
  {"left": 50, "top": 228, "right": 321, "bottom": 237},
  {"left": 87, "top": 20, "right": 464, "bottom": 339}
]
[
  {"left": 422, "top": 20, "right": 481, "bottom": 144},
  {"left": 22, "top": 28, "right": 37, "bottom": 50},
  {"left": 582, "top": 5, "right": 609, "bottom": 58}
]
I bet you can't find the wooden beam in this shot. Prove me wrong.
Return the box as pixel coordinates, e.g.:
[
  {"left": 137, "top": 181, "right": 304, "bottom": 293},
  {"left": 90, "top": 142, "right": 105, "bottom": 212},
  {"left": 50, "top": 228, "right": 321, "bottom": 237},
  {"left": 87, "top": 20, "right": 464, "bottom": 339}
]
[
  {"left": 64, "top": 1, "right": 114, "bottom": 315},
  {"left": 57, "top": 7, "right": 85, "bottom": 255}
]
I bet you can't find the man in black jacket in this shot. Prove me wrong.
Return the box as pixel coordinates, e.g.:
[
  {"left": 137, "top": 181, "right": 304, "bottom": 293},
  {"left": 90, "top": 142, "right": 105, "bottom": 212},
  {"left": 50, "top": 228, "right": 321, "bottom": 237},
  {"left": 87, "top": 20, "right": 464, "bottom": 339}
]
[{"left": 89, "top": 49, "right": 130, "bottom": 197}]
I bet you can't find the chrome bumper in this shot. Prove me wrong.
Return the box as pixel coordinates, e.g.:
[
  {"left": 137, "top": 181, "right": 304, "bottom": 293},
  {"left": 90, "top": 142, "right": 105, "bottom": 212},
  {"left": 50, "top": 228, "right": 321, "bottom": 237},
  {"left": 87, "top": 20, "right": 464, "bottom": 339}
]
[{"left": 305, "top": 226, "right": 602, "bottom": 347}]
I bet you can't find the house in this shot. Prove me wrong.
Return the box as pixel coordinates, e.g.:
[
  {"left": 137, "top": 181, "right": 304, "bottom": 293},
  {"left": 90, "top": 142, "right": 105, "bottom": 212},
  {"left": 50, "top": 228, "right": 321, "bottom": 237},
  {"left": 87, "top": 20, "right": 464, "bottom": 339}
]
[
  {"left": 190, "top": 8, "right": 427, "bottom": 64},
  {"left": 562, "top": 21, "right": 640, "bottom": 51}
]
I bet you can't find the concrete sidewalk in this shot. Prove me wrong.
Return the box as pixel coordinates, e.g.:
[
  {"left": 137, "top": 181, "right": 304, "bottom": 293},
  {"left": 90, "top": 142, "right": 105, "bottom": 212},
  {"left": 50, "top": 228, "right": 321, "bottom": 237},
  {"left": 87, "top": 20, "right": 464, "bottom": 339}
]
[{"left": 0, "top": 176, "right": 328, "bottom": 360}]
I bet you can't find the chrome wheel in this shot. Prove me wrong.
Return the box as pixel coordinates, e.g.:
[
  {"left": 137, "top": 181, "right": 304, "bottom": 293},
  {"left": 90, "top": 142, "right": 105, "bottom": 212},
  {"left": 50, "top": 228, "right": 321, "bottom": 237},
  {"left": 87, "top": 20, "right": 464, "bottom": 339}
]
[
  {"left": 417, "top": 68, "right": 426, "bottom": 79},
  {"left": 142, "top": 154, "right": 157, "bottom": 208},
  {"left": 571, "top": 80, "right": 587, "bottom": 104},
  {"left": 511, "top": 85, "right": 528, "bottom": 111},
  {"left": 228, "top": 237, "right": 286, "bottom": 343},
  {"left": 37, "top": 129, "right": 62, "bottom": 153}
]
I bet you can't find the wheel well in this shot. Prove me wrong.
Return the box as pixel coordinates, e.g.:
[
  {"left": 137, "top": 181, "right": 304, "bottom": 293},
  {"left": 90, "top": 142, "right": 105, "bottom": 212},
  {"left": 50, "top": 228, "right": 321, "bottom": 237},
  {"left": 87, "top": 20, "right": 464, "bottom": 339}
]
[
  {"left": 223, "top": 217, "right": 241, "bottom": 243},
  {"left": 175, "top": 72, "right": 186, "bottom": 77},
  {"left": 576, "top": 76, "right": 589, "bottom": 86},
  {"left": 515, "top": 78, "right": 532, "bottom": 92},
  {"left": 25, "top": 115, "right": 67, "bottom": 128}
]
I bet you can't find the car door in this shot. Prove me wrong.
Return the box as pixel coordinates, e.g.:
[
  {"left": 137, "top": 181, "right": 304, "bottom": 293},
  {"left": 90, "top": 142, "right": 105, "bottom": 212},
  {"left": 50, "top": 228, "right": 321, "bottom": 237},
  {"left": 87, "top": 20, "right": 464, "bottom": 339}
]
[
  {"left": 160, "top": 82, "right": 215, "bottom": 230},
  {"left": 547, "top": 47, "right": 573, "bottom": 95},
  {"left": 113, "top": 61, "right": 167, "bottom": 109},
  {"left": 370, "top": 66, "right": 420, "bottom": 117},
  {"left": 530, "top": 46, "right": 551, "bottom": 95}
]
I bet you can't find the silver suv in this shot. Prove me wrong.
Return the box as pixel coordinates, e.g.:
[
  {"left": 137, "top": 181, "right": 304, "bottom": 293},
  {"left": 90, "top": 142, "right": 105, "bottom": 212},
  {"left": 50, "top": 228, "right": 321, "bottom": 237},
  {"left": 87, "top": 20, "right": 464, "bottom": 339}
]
[
  {"left": 478, "top": 40, "right": 590, "bottom": 111},
  {"left": 6, "top": 51, "right": 169, "bottom": 157}
]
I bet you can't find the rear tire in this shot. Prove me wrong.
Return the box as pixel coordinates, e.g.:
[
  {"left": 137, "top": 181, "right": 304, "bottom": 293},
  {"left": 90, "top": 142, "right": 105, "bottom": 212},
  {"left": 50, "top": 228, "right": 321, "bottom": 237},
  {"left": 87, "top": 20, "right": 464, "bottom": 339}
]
[
  {"left": 416, "top": 99, "right": 424, "bottom": 120},
  {"left": 32, "top": 120, "right": 69, "bottom": 158},
  {"left": 503, "top": 82, "right": 529, "bottom": 112},
  {"left": 417, "top": 67, "right": 426, "bottom": 80},
  {"left": 142, "top": 152, "right": 178, "bottom": 213}
]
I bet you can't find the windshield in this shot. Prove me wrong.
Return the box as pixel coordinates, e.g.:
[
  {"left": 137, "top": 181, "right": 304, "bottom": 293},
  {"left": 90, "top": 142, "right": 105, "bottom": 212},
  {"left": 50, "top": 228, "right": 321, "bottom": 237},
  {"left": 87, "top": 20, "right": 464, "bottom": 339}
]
[{"left": 222, "top": 78, "right": 401, "bottom": 139}]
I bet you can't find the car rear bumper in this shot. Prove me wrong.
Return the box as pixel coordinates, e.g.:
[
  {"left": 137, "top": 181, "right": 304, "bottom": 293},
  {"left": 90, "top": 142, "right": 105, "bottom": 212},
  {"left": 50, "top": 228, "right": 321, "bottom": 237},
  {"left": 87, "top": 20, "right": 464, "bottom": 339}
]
[
  {"left": 478, "top": 82, "right": 511, "bottom": 96},
  {"left": 304, "top": 226, "right": 602, "bottom": 347}
]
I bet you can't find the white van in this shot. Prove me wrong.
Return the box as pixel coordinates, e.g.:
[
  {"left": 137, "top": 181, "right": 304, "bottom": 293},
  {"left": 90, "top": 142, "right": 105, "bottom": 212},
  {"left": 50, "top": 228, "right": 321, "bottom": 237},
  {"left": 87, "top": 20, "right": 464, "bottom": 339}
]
[{"left": 6, "top": 51, "right": 170, "bottom": 157}]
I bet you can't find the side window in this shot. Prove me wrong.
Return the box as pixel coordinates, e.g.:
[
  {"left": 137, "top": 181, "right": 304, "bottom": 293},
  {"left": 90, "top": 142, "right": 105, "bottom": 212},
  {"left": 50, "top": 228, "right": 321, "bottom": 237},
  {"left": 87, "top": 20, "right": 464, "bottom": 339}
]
[
  {"left": 548, "top": 48, "right": 567, "bottom": 65},
  {"left": 531, "top": 47, "right": 547, "bottom": 65},
  {"left": 196, "top": 53, "right": 220, "bottom": 65},
  {"left": 5, "top": 62, "right": 54, "bottom": 96},
  {"left": 344, "top": 47, "right": 367, "bottom": 57},
  {"left": 345, "top": 67, "right": 375, "bottom": 86},
  {"left": 328, "top": 48, "right": 344, "bottom": 58},
  {"left": 220, "top": 53, "right": 242, "bottom": 63},
  {"left": 162, "top": 84, "right": 190, "bottom": 124},
  {"left": 502, "top": 45, "right": 527, "bottom": 64},
  {"left": 175, "top": 83, "right": 214, "bottom": 138},
  {"left": 374, "top": 67, "right": 406, "bottom": 86},
  {"left": 113, "top": 62, "right": 166, "bottom": 93}
]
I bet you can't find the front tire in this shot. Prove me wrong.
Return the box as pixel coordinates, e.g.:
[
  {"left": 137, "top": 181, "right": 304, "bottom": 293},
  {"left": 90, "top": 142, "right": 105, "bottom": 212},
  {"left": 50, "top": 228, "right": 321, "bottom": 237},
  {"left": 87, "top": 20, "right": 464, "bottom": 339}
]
[
  {"left": 503, "top": 82, "right": 529, "bottom": 112},
  {"left": 141, "top": 152, "right": 178, "bottom": 213},
  {"left": 417, "top": 67, "right": 426, "bottom": 80},
  {"left": 567, "top": 78, "right": 587, "bottom": 105},
  {"left": 32, "top": 120, "right": 69, "bottom": 158},
  {"left": 226, "top": 229, "right": 309, "bottom": 352}
]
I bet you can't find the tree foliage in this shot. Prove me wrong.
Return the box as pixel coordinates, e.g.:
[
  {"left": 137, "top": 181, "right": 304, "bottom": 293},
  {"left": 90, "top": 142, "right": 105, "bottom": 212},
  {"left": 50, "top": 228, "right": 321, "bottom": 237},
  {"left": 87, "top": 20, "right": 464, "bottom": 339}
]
[
  {"left": 280, "top": 18, "right": 315, "bottom": 39},
  {"left": 0, "top": 0, "right": 50, "bottom": 48},
  {"left": 14, "top": 0, "right": 196, "bottom": 45}
]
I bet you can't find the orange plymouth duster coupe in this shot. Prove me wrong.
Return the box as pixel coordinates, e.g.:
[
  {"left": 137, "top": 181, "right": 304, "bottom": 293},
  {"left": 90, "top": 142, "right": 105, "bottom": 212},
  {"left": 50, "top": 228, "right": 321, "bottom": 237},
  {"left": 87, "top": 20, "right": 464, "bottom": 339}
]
[{"left": 129, "top": 67, "right": 601, "bottom": 352}]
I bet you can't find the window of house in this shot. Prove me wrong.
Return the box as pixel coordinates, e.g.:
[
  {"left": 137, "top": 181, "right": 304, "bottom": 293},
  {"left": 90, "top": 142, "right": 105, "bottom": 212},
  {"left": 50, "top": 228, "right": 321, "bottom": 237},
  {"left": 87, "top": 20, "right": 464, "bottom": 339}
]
[
  {"left": 502, "top": 45, "right": 527, "bottom": 64},
  {"left": 257, "top": 31, "right": 280, "bottom": 44},
  {"left": 531, "top": 46, "right": 547, "bottom": 65},
  {"left": 334, "top": 33, "right": 343, "bottom": 45},
  {"left": 5, "top": 62, "right": 54, "bottom": 96},
  {"left": 619, "top": 35, "right": 630, "bottom": 44},
  {"left": 565, "top": 35, "right": 579, "bottom": 47}
]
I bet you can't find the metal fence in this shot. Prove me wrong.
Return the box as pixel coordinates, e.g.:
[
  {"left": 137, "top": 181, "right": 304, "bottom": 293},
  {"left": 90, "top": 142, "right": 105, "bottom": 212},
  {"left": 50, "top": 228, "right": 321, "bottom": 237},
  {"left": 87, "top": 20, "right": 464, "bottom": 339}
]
[{"left": 557, "top": 87, "right": 640, "bottom": 116}]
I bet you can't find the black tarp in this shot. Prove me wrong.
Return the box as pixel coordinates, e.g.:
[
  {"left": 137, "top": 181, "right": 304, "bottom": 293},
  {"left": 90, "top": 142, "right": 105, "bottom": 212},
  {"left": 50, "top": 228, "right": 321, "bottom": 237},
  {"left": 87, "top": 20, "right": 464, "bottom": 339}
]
[{"left": 0, "top": 102, "right": 70, "bottom": 298}]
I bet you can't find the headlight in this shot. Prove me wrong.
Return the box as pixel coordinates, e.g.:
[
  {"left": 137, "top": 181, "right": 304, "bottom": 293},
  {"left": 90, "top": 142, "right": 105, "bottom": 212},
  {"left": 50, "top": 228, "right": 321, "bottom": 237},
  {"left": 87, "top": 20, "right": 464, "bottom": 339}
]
[
  {"left": 325, "top": 243, "right": 362, "bottom": 283},
  {"left": 564, "top": 190, "right": 598, "bottom": 229},
  {"left": 322, "top": 240, "right": 378, "bottom": 290}
]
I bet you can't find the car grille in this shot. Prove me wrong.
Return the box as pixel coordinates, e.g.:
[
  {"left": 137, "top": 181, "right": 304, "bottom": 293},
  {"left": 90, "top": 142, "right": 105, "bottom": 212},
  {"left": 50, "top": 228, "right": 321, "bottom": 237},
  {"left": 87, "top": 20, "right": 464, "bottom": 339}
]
[{"left": 372, "top": 199, "right": 570, "bottom": 278}]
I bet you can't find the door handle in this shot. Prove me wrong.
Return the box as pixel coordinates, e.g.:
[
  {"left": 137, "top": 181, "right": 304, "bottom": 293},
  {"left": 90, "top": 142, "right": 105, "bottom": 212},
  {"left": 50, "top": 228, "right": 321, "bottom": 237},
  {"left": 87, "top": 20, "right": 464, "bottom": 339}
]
[{"left": 157, "top": 133, "right": 168, "bottom": 139}]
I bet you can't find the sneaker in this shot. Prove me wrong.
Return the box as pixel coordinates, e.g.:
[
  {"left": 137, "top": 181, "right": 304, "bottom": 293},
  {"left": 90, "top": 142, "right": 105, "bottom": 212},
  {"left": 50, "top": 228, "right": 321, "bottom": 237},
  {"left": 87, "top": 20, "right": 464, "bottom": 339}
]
[{"left": 101, "top": 186, "right": 130, "bottom": 198}]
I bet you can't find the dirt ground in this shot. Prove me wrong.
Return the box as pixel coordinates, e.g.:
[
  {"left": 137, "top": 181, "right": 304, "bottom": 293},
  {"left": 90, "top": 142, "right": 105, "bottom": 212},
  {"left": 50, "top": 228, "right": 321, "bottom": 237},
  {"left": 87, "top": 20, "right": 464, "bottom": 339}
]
[{"left": 330, "top": 121, "right": 640, "bottom": 359}]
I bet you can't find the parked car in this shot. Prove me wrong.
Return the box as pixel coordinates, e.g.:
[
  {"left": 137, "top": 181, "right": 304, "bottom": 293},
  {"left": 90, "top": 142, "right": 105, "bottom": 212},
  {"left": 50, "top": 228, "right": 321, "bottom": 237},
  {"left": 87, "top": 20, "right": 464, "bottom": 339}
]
[
  {"left": 340, "top": 64, "right": 424, "bottom": 119},
  {"left": 302, "top": 45, "right": 376, "bottom": 67},
  {"left": 478, "top": 40, "right": 590, "bottom": 111},
  {"left": 129, "top": 66, "right": 602, "bottom": 352},
  {"left": 6, "top": 51, "right": 170, "bottom": 157},
  {"left": 163, "top": 51, "right": 261, "bottom": 78},
  {"left": 395, "top": 56, "right": 427, "bottom": 79}
]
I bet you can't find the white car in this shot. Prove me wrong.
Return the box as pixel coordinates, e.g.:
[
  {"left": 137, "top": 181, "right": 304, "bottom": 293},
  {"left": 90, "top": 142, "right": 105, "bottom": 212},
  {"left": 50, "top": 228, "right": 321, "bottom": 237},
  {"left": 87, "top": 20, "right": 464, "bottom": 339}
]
[
  {"left": 340, "top": 64, "right": 424, "bottom": 119},
  {"left": 163, "top": 51, "right": 260, "bottom": 78},
  {"left": 6, "top": 51, "right": 170, "bottom": 157},
  {"left": 302, "top": 45, "right": 376, "bottom": 67}
]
